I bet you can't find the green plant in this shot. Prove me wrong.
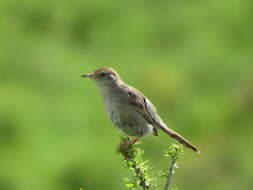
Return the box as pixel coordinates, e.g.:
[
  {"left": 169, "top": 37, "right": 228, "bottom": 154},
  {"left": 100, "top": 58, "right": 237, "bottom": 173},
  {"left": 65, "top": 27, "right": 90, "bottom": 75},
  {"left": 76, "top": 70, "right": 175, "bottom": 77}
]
[
  {"left": 162, "top": 144, "right": 184, "bottom": 190},
  {"left": 116, "top": 137, "right": 154, "bottom": 190},
  {"left": 116, "top": 137, "right": 184, "bottom": 190}
]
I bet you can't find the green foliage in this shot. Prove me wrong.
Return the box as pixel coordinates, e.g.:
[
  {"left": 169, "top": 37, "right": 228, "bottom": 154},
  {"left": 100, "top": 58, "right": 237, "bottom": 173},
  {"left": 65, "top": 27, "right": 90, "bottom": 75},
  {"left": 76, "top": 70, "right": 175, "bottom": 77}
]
[
  {"left": 116, "top": 137, "right": 154, "bottom": 190},
  {"left": 117, "top": 138, "right": 185, "bottom": 190},
  {"left": 164, "top": 144, "right": 184, "bottom": 162},
  {"left": 170, "top": 186, "right": 178, "bottom": 190},
  {"left": 162, "top": 144, "right": 184, "bottom": 190}
]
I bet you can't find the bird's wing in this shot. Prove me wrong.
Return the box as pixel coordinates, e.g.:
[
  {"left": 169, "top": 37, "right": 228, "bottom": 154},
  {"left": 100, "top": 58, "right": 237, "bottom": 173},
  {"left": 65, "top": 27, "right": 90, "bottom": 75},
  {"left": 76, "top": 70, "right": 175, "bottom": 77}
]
[
  {"left": 123, "top": 85, "right": 160, "bottom": 126},
  {"left": 122, "top": 85, "right": 200, "bottom": 152}
]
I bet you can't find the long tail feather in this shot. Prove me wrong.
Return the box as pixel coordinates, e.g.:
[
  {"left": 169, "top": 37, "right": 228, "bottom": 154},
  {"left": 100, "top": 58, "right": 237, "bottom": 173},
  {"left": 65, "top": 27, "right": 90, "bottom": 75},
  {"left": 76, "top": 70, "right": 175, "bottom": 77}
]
[{"left": 157, "top": 122, "right": 200, "bottom": 153}]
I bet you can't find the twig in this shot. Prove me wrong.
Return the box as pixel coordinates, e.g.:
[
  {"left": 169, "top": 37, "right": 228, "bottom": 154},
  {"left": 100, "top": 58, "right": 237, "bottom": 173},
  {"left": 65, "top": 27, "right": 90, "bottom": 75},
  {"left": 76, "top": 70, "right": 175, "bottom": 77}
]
[
  {"left": 116, "top": 137, "right": 153, "bottom": 190},
  {"left": 164, "top": 160, "right": 176, "bottom": 190},
  {"left": 117, "top": 138, "right": 184, "bottom": 190},
  {"left": 163, "top": 143, "right": 184, "bottom": 190},
  {"left": 130, "top": 157, "right": 150, "bottom": 190}
]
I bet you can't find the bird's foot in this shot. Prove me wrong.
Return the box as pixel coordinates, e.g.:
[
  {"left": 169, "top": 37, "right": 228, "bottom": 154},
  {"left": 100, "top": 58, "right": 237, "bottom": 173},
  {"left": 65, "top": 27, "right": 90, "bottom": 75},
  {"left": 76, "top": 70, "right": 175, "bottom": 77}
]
[{"left": 119, "top": 137, "right": 139, "bottom": 147}]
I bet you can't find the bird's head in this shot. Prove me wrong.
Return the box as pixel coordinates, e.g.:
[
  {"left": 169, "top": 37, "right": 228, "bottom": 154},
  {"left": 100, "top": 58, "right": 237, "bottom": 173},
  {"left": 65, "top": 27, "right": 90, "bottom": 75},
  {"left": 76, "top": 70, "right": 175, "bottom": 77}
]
[{"left": 81, "top": 67, "right": 121, "bottom": 86}]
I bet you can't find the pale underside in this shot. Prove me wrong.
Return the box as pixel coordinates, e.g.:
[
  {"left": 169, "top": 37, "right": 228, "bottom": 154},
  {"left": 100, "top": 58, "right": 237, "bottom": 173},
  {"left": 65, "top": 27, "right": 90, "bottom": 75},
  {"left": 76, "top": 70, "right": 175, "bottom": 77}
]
[{"left": 99, "top": 82, "right": 159, "bottom": 137}]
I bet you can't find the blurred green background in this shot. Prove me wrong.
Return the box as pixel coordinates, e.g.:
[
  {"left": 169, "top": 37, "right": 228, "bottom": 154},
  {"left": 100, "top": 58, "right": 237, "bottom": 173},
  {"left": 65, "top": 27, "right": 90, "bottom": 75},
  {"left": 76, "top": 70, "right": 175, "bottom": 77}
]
[{"left": 0, "top": 0, "right": 252, "bottom": 190}]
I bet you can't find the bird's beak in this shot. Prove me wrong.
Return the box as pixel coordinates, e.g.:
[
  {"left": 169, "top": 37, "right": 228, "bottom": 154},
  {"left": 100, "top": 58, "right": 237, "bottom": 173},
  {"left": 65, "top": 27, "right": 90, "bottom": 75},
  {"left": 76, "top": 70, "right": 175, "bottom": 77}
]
[{"left": 81, "top": 73, "right": 95, "bottom": 78}]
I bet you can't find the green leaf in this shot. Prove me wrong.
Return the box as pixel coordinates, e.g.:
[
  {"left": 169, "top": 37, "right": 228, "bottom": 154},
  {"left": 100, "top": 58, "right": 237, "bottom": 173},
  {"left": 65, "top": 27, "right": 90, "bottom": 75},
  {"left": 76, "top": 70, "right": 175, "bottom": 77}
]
[{"left": 126, "top": 183, "right": 136, "bottom": 188}]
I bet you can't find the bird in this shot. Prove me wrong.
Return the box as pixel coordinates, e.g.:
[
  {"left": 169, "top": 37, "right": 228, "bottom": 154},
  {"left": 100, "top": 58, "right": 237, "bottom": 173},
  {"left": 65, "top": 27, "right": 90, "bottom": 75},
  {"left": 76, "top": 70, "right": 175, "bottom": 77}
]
[{"left": 81, "top": 67, "right": 200, "bottom": 153}]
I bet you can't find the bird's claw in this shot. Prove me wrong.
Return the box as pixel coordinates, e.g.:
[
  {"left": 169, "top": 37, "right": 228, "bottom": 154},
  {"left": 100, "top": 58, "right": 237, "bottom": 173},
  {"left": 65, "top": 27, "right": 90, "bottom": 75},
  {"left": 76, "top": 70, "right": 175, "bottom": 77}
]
[{"left": 119, "top": 137, "right": 139, "bottom": 147}]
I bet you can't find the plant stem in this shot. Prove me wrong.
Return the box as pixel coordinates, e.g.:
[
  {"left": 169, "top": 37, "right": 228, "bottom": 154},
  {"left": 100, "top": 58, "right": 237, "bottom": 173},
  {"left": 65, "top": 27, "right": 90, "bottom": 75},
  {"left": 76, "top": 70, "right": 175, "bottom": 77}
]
[
  {"left": 164, "top": 160, "right": 176, "bottom": 190},
  {"left": 131, "top": 158, "right": 150, "bottom": 190},
  {"left": 116, "top": 137, "right": 152, "bottom": 190}
]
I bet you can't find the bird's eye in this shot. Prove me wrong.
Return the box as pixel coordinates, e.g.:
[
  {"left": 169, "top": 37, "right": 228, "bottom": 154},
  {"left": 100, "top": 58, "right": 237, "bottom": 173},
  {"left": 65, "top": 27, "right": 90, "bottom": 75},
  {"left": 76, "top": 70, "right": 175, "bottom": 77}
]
[{"left": 100, "top": 72, "right": 106, "bottom": 77}]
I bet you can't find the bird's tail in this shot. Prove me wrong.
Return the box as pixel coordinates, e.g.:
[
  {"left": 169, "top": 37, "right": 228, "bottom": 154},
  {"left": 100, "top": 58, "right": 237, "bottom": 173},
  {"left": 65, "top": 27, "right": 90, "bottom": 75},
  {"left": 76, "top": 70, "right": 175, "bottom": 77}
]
[{"left": 157, "top": 122, "right": 200, "bottom": 153}]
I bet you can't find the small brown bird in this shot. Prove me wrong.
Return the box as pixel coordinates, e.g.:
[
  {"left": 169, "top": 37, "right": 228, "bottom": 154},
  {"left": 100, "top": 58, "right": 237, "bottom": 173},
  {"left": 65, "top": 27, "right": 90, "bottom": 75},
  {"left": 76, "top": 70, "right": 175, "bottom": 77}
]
[{"left": 82, "top": 67, "right": 200, "bottom": 153}]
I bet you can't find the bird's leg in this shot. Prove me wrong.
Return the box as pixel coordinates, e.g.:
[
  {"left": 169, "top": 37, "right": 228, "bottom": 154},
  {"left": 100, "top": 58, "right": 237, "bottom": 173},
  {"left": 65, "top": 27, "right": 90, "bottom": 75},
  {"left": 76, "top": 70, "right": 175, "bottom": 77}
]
[
  {"left": 130, "top": 137, "right": 139, "bottom": 144},
  {"left": 119, "top": 137, "right": 139, "bottom": 147}
]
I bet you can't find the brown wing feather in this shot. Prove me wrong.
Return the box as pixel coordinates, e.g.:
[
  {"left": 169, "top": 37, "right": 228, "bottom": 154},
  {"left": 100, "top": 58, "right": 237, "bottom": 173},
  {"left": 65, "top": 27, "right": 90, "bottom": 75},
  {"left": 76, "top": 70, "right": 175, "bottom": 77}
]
[
  {"left": 125, "top": 86, "right": 156, "bottom": 125},
  {"left": 122, "top": 85, "right": 200, "bottom": 152}
]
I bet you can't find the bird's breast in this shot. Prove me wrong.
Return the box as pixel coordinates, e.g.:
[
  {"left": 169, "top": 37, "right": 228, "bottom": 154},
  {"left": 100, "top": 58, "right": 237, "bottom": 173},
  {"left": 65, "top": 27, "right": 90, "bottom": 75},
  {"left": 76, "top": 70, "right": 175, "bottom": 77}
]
[
  {"left": 104, "top": 94, "right": 125, "bottom": 126},
  {"left": 100, "top": 85, "right": 140, "bottom": 127}
]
